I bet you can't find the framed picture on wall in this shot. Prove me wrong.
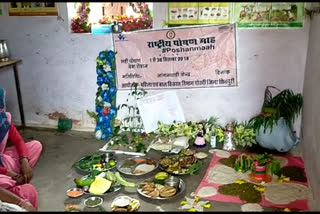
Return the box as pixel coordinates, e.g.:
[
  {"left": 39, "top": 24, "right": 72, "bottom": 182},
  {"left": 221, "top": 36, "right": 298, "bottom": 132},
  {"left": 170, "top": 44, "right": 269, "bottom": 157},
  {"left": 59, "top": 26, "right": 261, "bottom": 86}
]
[
  {"left": 8, "top": 2, "right": 58, "bottom": 16},
  {"left": 168, "top": 2, "right": 232, "bottom": 25},
  {"left": 0, "top": 3, "right": 3, "bottom": 16},
  {"left": 233, "top": 2, "right": 304, "bottom": 28}
]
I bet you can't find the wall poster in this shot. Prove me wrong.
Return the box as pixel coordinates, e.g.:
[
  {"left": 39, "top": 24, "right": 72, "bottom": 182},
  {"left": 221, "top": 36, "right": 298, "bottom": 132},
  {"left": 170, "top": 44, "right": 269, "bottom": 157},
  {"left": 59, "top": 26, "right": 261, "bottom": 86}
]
[
  {"left": 234, "top": 2, "right": 304, "bottom": 28},
  {"left": 113, "top": 24, "right": 237, "bottom": 90},
  {"left": 168, "top": 2, "right": 231, "bottom": 25},
  {"left": 0, "top": 4, "right": 2, "bottom": 16},
  {"left": 8, "top": 2, "right": 58, "bottom": 16}
]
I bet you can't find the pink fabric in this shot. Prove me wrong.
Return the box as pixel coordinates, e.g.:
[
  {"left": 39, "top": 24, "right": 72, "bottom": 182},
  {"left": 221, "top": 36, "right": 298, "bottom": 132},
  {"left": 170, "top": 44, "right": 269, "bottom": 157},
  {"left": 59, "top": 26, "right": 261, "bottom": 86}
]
[
  {"left": 0, "top": 140, "right": 42, "bottom": 209},
  {"left": 195, "top": 150, "right": 310, "bottom": 211},
  {"left": 0, "top": 111, "right": 42, "bottom": 209},
  {"left": 10, "top": 184, "right": 39, "bottom": 210}
]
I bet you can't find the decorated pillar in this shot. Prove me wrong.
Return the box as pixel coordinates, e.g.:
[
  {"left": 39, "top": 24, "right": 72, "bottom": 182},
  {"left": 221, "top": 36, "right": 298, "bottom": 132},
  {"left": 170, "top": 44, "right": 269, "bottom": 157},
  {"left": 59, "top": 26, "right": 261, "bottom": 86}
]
[{"left": 94, "top": 50, "right": 117, "bottom": 140}]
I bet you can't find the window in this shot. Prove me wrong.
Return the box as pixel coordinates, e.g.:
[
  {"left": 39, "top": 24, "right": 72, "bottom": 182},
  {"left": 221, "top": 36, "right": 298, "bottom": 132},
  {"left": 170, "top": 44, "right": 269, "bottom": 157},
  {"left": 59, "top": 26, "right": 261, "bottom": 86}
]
[{"left": 67, "top": 2, "right": 153, "bottom": 33}]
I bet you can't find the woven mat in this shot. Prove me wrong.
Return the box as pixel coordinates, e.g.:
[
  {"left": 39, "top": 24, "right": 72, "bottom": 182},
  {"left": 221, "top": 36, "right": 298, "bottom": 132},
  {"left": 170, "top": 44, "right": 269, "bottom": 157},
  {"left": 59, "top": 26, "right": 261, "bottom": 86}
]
[{"left": 195, "top": 150, "right": 311, "bottom": 211}]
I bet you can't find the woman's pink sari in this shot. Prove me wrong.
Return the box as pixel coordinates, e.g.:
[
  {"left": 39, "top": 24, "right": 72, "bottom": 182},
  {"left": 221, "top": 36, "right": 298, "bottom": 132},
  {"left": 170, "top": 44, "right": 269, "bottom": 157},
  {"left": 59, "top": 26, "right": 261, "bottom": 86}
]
[{"left": 0, "top": 113, "right": 42, "bottom": 209}]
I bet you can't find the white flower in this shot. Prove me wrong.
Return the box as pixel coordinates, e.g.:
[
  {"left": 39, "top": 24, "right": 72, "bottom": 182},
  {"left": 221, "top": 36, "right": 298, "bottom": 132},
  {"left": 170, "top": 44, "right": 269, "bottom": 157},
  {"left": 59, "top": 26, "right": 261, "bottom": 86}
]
[
  {"left": 101, "top": 83, "right": 109, "bottom": 91},
  {"left": 104, "top": 102, "right": 111, "bottom": 107},
  {"left": 178, "top": 194, "right": 211, "bottom": 212},
  {"left": 103, "top": 64, "right": 111, "bottom": 71},
  {"left": 95, "top": 130, "right": 102, "bottom": 139},
  {"left": 97, "top": 96, "right": 103, "bottom": 102}
]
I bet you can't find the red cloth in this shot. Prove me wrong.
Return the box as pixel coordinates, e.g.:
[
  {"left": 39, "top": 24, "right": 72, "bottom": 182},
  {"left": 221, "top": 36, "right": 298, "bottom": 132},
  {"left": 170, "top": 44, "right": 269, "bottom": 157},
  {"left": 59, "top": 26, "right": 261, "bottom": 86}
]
[{"left": 0, "top": 122, "right": 28, "bottom": 174}]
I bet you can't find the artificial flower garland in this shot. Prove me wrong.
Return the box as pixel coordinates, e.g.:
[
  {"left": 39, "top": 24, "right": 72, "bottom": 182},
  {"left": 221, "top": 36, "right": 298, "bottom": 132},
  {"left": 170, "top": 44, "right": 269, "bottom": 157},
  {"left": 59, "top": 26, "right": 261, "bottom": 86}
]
[
  {"left": 71, "top": 2, "right": 91, "bottom": 33},
  {"left": 98, "top": 4, "right": 152, "bottom": 32},
  {"left": 94, "top": 50, "right": 117, "bottom": 140}
]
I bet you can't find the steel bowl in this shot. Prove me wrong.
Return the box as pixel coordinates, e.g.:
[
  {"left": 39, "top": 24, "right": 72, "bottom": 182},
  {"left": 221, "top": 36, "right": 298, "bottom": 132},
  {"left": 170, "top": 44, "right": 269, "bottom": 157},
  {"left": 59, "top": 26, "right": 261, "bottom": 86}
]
[
  {"left": 165, "top": 175, "right": 180, "bottom": 189},
  {"left": 84, "top": 196, "right": 103, "bottom": 208},
  {"left": 66, "top": 187, "right": 84, "bottom": 198}
]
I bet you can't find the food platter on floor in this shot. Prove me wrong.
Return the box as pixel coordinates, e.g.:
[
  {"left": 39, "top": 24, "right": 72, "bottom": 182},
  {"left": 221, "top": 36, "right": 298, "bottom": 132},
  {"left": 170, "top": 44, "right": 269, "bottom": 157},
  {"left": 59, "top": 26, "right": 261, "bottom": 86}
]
[
  {"left": 158, "top": 153, "right": 201, "bottom": 175},
  {"left": 116, "top": 156, "right": 158, "bottom": 176},
  {"left": 136, "top": 176, "right": 186, "bottom": 200},
  {"left": 72, "top": 153, "right": 117, "bottom": 174},
  {"left": 80, "top": 173, "right": 121, "bottom": 196},
  {"left": 111, "top": 195, "right": 140, "bottom": 212}
]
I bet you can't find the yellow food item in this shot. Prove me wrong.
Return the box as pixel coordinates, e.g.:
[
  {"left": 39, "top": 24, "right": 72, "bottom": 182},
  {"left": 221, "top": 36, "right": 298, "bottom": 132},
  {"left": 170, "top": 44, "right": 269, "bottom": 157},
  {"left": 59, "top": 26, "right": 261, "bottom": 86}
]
[
  {"left": 203, "top": 203, "right": 211, "bottom": 208},
  {"left": 155, "top": 172, "right": 169, "bottom": 180},
  {"left": 234, "top": 179, "right": 246, "bottom": 184},
  {"left": 89, "top": 178, "right": 112, "bottom": 195},
  {"left": 254, "top": 185, "right": 266, "bottom": 192},
  {"left": 277, "top": 174, "right": 290, "bottom": 183}
]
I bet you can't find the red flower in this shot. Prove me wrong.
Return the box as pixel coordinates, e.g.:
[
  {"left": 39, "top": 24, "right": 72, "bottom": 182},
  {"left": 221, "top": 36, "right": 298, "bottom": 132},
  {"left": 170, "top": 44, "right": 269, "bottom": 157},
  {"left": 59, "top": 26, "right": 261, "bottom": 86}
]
[{"left": 102, "top": 106, "right": 110, "bottom": 116}]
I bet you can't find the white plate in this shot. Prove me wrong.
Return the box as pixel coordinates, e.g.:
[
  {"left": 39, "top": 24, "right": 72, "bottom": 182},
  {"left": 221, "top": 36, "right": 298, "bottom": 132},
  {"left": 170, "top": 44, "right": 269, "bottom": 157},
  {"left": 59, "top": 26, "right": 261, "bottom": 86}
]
[{"left": 111, "top": 196, "right": 140, "bottom": 211}]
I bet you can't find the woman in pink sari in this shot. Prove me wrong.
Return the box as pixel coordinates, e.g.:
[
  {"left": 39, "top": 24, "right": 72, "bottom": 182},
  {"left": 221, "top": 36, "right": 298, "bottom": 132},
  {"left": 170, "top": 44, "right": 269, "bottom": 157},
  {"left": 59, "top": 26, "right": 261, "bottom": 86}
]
[{"left": 0, "top": 88, "right": 42, "bottom": 211}]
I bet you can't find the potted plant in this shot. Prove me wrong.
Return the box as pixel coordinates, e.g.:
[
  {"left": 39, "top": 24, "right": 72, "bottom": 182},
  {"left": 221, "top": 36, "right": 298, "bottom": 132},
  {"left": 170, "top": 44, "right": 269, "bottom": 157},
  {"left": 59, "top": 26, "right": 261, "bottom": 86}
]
[
  {"left": 249, "top": 86, "right": 303, "bottom": 152},
  {"left": 249, "top": 153, "right": 280, "bottom": 183}
]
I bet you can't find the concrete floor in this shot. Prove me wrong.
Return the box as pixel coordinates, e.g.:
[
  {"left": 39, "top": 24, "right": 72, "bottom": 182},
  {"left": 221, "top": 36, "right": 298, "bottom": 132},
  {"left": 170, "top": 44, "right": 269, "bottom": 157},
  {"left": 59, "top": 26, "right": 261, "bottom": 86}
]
[{"left": 18, "top": 128, "right": 312, "bottom": 212}]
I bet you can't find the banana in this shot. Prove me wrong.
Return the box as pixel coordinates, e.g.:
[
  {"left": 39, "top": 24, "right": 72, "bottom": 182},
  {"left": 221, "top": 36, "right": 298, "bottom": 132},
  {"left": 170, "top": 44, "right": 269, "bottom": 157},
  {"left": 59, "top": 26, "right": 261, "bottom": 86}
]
[{"left": 115, "top": 172, "right": 136, "bottom": 187}]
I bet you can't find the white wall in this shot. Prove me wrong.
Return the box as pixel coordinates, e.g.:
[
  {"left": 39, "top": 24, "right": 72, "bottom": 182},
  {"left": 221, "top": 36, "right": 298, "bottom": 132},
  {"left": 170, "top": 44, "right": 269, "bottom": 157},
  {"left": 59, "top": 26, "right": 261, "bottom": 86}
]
[
  {"left": 0, "top": 3, "right": 310, "bottom": 134},
  {"left": 0, "top": 3, "right": 113, "bottom": 130},
  {"left": 301, "top": 13, "right": 320, "bottom": 211}
]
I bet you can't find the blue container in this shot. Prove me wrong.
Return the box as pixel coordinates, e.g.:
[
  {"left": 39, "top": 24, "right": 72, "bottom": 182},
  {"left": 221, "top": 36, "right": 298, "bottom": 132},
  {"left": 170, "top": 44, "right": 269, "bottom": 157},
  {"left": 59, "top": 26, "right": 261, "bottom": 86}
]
[{"left": 91, "top": 24, "right": 112, "bottom": 35}]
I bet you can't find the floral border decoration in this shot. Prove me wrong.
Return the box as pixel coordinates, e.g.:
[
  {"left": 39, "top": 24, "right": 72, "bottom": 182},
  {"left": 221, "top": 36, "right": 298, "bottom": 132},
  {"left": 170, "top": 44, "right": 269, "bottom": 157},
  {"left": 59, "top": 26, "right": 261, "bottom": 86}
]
[{"left": 95, "top": 50, "right": 117, "bottom": 140}]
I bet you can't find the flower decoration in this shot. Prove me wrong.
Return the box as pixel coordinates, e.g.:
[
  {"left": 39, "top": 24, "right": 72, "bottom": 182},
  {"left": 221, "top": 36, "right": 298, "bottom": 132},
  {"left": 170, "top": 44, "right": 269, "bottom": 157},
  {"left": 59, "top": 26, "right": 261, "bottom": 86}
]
[
  {"left": 98, "top": 16, "right": 113, "bottom": 25},
  {"left": 179, "top": 193, "right": 211, "bottom": 212},
  {"left": 95, "top": 50, "right": 117, "bottom": 140},
  {"left": 113, "top": 4, "right": 152, "bottom": 32},
  {"left": 71, "top": 3, "right": 91, "bottom": 33}
]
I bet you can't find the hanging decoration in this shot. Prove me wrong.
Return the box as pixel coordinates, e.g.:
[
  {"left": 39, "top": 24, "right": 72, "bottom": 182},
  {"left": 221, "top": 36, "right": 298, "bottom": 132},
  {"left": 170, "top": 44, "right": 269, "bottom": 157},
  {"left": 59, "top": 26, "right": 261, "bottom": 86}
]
[{"left": 94, "top": 50, "right": 118, "bottom": 140}]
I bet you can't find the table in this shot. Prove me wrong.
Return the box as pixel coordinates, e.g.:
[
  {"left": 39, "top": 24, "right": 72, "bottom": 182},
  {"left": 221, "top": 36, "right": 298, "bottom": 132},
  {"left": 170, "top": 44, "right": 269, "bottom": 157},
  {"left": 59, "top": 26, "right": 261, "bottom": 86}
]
[{"left": 0, "top": 59, "right": 25, "bottom": 127}]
